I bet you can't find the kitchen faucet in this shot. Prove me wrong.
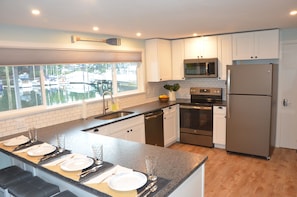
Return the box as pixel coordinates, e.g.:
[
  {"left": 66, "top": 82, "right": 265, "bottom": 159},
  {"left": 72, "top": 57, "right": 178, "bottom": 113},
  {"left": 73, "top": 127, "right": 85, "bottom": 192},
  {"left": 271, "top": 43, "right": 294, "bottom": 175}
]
[{"left": 102, "top": 91, "right": 113, "bottom": 115}]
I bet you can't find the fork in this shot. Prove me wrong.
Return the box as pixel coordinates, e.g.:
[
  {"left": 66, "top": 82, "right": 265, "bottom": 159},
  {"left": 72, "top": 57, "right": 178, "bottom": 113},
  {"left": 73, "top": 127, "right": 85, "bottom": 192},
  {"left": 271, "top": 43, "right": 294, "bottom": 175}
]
[{"left": 143, "top": 185, "right": 158, "bottom": 197}]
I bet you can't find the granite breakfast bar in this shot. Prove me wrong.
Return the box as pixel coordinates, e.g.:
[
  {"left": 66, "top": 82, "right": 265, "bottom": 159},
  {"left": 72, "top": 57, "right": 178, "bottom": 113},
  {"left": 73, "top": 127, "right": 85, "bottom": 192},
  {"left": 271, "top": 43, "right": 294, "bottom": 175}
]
[{"left": 0, "top": 101, "right": 208, "bottom": 197}]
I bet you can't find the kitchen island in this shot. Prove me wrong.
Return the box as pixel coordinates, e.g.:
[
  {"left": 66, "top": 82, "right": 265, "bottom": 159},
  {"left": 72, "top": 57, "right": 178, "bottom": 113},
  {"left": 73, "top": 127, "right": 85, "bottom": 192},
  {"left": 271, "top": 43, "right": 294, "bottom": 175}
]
[{"left": 0, "top": 119, "right": 207, "bottom": 197}]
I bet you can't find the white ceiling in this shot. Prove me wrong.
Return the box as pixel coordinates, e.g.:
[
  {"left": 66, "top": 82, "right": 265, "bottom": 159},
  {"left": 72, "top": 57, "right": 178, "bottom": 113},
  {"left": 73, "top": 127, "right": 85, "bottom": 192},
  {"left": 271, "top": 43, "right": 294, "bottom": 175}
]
[{"left": 1, "top": 0, "right": 297, "bottom": 39}]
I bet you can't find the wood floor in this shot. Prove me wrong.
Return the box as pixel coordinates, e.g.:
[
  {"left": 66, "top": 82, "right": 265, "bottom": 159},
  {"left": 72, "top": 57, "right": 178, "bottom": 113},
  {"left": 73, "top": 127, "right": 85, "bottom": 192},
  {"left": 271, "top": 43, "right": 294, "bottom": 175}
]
[{"left": 169, "top": 143, "right": 297, "bottom": 197}]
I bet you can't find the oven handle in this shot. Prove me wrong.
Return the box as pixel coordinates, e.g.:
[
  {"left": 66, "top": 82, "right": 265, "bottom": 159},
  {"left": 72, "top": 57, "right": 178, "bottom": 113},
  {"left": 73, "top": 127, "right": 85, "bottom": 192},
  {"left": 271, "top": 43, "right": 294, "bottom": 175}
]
[{"left": 180, "top": 105, "right": 212, "bottom": 110}]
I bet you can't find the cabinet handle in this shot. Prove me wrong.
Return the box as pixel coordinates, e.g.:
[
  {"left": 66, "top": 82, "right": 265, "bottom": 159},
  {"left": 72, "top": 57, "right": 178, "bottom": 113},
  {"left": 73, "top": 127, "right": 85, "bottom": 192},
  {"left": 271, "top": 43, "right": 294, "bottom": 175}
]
[
  {"left": 283, "top": 99, "right": 289, "bottom": 107},
  {"left": 94, "top": 128, "right": 99, "bottom": 132},
  {"left": 255, "top": 56, "right": 258, "bottom": 58}
]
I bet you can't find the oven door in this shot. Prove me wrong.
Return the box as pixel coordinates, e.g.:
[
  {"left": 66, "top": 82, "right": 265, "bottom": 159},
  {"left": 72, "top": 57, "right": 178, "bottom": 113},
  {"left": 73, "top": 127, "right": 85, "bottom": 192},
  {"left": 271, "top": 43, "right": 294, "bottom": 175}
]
[{"left": 180, "top": 104, "right": 213, "bottom": 147}]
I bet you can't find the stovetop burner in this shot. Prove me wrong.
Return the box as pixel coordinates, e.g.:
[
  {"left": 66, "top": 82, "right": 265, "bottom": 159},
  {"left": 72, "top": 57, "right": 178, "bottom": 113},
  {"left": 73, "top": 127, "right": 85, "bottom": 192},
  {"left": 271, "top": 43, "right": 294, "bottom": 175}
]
[{"left": 190, "top": 87, "right": 222, "bottom": 104}]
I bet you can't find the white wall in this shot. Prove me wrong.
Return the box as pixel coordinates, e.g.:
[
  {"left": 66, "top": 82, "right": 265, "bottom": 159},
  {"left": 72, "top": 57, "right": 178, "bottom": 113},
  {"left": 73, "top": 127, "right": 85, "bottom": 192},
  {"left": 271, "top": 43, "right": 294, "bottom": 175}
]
[{"left": 275, "top": 28, "right": 297, "bottom": 148}]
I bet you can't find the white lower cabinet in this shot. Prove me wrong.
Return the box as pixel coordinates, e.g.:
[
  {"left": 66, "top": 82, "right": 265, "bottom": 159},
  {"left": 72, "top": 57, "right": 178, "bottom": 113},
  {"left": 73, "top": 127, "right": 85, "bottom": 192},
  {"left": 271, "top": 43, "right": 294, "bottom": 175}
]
[
  {"left": 213, "top": 106, "right": 226, "bottom": 148},
  {"left": 163, "top": 105, "right": 179, "bottom": 147},
  {"left": 90, "top": 115, "right": 145, "bottom": 144}
]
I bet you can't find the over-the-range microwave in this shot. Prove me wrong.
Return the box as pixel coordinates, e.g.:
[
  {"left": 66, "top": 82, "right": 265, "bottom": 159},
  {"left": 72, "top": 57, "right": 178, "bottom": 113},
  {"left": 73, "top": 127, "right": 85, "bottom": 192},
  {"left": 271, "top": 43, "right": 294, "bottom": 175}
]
[{"left": 184, "top": 58, "right": 218, "bottom": 78}]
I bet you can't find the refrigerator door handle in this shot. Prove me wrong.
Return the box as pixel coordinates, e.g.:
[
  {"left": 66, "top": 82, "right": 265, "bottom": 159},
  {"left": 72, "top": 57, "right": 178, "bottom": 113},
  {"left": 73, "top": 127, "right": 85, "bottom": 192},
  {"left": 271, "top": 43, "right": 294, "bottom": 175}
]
[
  {"left": 227, "top": 69, "right": 231, "bottom": 94},
  {"left": 227, "top": 69, "right": 231, "bottom": 118},
  {"left": 227, "top": 95, "right": 230, "bottom": 118}
]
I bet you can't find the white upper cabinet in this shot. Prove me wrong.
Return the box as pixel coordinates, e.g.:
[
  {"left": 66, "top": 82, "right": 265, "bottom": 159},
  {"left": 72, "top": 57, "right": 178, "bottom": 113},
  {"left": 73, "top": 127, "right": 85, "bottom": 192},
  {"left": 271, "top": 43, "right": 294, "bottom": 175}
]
[
  {"left": 171, "top": 39, "right": 185, "bottom": 80},
  {"left": 145, "top": 39, "right": 172, "bottom": 82},
  {"left": 232, "top": 29, "right": 279, "bottom": 60},
  {"left": 217, "top": 34, "right": 233, "bottom": 80},
  {"left": 184, "top": 36, "right": 218, "bottom": 59}
]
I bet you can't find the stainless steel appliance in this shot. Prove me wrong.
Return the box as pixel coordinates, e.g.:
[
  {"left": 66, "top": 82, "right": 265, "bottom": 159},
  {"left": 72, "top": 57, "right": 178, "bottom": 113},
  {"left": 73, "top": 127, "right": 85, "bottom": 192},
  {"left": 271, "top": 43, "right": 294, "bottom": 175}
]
[
  {"left": 144, "top": 110, "right": 164, "bottom": 147},
  {"left": 226, "top": 64, "right": 278, "bottom": 159},
  {"left": 184, "top": 58, "right": 218, "bottom": 78},
  {"left": 180, "top": 87, "right": 222, "bottom": 147}
]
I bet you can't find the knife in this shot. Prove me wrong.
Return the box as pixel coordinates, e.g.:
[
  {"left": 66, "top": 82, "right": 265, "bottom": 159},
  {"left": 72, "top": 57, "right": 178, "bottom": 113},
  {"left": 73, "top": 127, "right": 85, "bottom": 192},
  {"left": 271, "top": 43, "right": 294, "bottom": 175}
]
[
  {"left": 137, "top": 181, "right": 156, "bottom": 197},
  {"left": 13, "top": 141, "right": 41, "bottom": 151},
  {"left": 79, "top": 165, "right": 103, "bottom": 178},
  {"left": 40, "top": 150, "right": 60, "bottom": 162}
]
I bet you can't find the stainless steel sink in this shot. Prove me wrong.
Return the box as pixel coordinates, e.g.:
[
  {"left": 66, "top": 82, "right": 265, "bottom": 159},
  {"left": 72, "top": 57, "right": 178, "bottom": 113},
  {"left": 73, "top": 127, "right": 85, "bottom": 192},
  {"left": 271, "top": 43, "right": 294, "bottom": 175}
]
[{"left": 94, "top": 111, "right": 134, "bottom": 120}]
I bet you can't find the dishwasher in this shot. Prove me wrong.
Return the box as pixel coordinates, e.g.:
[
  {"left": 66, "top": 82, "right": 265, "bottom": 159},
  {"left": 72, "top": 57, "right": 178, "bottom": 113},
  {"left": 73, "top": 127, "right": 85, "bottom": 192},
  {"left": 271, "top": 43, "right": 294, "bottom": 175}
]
[{"left": 144, "top": 110, "right": 164, "bottom": 147}]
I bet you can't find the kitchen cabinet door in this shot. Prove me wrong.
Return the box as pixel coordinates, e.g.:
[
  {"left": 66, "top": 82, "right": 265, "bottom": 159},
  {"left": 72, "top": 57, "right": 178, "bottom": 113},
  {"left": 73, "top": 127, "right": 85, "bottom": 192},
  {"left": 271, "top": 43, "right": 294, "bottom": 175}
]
[
  {"left": 171, "top": 39, "right": 185, "bottom": 80},
  {"left": 88, "top": 115, "right": 145, "bottom": 144},
  {"left": 213, "top": 106, "right": 226, "bottom": 148},
  {"left": 146, "top": 39, "right": 172, "bottom": 82},
  {"left": 163, "top": 105, "right": 178, "bottom": 147},
  {"left": 110, "top": 123, "right": 145, "bottom": 143},
  {"left": 254, "top": 30, "right": 279, "bottom": 59},
  {"left": 232, "top": 29, "right": 279, "bottom": 60},
  {"left": 184, "top": 36, "right": 217, "bottom": 59},
  {"left": 125, "top": 123, "right": 145, "bottom": 143},
  {"left": 217, "top": 34, "right": 232, "bottom": 80}
]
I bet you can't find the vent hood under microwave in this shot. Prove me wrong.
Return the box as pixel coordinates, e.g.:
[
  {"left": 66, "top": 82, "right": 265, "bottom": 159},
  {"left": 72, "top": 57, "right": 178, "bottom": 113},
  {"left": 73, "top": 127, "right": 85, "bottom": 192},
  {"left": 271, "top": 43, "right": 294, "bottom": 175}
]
[{"left": 184, "top": 58, "right": 218, "bottom": 78}]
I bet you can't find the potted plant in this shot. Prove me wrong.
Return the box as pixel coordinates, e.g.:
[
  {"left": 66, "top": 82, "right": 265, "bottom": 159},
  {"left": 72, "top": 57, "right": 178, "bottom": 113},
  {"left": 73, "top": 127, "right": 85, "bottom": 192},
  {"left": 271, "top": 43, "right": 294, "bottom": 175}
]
[{"left": 163, "top": 83, "right": 180, "bottom": 101}]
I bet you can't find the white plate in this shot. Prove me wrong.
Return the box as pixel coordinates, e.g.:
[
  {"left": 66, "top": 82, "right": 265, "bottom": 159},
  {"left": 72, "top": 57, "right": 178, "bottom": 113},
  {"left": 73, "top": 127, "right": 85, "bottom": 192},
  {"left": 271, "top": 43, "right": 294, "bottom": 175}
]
[
  {"left": 3, "top": 135, "right": 30, "bottom": 146},
  {"left": 60, "top": 157, "right": 94, "bottom": 172},
  {"left": 27, "top": 144, "right": 56, "bottom": 156},
  {"left": 108, "top": 172, "right": 147, "bottom": 191}
]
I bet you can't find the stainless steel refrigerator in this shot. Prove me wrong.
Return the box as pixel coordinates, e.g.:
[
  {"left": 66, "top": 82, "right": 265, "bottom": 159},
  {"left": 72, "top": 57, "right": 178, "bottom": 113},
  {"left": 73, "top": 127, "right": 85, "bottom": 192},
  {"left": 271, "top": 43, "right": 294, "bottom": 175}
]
[{"left": 226, "top": 64, "right": 278, "bottom": 159}]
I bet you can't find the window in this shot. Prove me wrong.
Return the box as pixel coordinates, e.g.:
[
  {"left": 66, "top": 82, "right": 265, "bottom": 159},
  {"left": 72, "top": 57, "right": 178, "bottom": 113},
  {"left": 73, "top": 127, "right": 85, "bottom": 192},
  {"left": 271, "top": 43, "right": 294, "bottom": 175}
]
[
  {"left": 0, "top": 62, "right": 142, "bottom": 112},
  {"left": 0, "top": 65, "right": 43, "bottom": 112}
]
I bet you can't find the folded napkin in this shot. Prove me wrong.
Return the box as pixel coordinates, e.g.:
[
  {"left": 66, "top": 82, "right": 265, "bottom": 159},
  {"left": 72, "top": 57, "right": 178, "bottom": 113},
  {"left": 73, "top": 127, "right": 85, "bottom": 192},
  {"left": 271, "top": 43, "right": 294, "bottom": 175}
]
[
  {"left": 42, "top": 153, "right": 82, "bottom": 166},
  {"left": 1, "top": 135, "right": 29, "bottom": 146},
  {"left": 84, "top": 165, "right": 133, "bottom": 184}
]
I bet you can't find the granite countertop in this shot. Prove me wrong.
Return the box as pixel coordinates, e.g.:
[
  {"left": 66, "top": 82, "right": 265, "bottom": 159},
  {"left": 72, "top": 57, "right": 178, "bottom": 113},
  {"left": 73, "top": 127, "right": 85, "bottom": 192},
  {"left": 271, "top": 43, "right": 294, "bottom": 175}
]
[{"left": 0, "top": 100, "right": 212, "bottom": 196}]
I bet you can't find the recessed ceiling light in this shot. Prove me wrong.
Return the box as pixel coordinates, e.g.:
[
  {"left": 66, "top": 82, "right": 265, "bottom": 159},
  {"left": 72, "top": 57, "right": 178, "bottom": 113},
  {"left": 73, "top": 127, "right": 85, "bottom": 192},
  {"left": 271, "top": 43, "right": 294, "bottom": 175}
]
[
  {"left": 290, "top": 10, "right": 297, "bottom": 15},
  {"left": 31, "top": 9, "right": 40, "bottom": 15},
  {"left": 193, "top": 33, "right": 198, "bottom": 37},
  {"left": 136, "top": 32, "right": 142, "bottom": 37},
  {"left": 93, "top": 26, "right": 99, "bottom": 31}
]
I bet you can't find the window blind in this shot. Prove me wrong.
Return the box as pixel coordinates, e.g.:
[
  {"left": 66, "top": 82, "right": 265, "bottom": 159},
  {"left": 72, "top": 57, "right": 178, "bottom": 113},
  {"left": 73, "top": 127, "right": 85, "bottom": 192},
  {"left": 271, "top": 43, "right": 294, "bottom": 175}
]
[{"left": 0, "top": 48, "right": 142, "bottom": 65}]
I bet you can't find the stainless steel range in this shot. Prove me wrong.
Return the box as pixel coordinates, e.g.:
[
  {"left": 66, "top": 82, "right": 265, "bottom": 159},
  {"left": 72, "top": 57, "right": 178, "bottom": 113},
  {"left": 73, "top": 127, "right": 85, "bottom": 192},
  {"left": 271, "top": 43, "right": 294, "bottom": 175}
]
[{"left": 180, "top": 87, "right": 222, "bottom": 147}]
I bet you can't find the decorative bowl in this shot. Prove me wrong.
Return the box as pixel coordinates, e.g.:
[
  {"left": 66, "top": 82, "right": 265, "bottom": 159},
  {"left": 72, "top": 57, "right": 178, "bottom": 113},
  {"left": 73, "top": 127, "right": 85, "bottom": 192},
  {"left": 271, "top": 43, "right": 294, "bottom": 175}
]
[{"left": 159, "top": 95, "right": 169, "bottom": 102}]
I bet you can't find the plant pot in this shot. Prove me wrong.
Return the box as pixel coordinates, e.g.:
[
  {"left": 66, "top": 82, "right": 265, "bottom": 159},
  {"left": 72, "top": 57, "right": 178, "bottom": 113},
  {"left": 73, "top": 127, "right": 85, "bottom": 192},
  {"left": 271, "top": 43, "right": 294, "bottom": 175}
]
[{"left": 168, "top": 91, "right": 176, "bottom": 101}]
